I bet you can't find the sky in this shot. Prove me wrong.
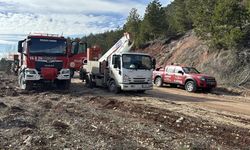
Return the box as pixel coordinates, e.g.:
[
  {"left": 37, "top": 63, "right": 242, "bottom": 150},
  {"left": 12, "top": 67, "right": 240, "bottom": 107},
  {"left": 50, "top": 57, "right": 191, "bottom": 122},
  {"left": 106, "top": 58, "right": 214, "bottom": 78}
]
[{"left": 0, "top": 0, "right": 172, "bottom": 58}]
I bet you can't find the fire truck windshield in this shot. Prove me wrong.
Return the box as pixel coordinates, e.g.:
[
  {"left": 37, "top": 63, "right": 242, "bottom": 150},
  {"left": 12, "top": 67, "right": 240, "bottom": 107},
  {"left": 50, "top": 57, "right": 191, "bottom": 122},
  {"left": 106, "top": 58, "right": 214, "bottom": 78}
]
[{"left": 29, "top": 38, "right": 67, "bottom": 56}]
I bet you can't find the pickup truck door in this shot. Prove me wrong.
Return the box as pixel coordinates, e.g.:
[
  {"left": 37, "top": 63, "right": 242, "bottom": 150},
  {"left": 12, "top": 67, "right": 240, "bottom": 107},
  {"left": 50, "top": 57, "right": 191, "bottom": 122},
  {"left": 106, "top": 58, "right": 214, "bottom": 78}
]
[
  {"left": 164, "top": 66, "right": 175, "bottom": 83},
  {"left": 174, "top": 67, "right": 185, "bottom": 85}
]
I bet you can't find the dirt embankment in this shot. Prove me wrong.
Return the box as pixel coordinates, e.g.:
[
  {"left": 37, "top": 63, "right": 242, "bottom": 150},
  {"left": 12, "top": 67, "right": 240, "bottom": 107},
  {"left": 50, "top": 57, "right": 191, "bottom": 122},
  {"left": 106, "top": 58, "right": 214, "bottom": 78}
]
[{"left": 139, "top": 31, "right": 250, "bottom": 89}]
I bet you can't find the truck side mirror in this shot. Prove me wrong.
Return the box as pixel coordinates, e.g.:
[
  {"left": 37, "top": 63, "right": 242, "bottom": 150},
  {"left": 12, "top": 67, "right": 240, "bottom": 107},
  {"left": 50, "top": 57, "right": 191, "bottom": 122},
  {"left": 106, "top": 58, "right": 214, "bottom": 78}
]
[
  {"left": 83, "top": 59, "right": 88, "bottom": 65},
  {"left": 18, "top": 40, "right": 23, "bottom": 53}
]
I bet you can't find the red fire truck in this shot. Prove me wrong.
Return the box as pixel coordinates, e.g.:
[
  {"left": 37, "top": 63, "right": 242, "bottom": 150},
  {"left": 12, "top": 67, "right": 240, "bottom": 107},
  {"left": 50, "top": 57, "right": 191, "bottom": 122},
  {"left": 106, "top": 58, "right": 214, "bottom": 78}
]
[{"left": 17, "top": 33, "right": 71, "bottom": 90}]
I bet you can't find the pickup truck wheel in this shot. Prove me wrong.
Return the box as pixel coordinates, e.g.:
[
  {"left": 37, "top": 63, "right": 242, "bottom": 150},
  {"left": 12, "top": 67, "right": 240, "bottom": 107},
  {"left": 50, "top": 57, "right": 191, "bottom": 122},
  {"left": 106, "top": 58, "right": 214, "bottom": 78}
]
[
  {"left": 109, "top": 80, "right": 120, "bottom": 94},
  {"left": 155, "top": 77, "right": 163, "bottom": 87},
  {"left": 185, "top": 81, "right": 197, "bottom": 92}
]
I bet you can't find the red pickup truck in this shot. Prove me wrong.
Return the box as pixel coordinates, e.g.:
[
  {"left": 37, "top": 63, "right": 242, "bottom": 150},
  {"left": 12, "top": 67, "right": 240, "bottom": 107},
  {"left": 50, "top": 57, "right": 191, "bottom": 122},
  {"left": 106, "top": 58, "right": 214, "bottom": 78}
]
[{"left": 153, "top": 65, "right": 217, "bottom": 92}]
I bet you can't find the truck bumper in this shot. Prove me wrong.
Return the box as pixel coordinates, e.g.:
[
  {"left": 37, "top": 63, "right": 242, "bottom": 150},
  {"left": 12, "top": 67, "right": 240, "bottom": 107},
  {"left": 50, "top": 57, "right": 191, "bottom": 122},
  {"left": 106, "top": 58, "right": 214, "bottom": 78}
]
[
  {"left": 24, "top": 69, "right": 70, "bottom": 81},
  {"left": 120, "top": 83, "right": 153, "bottom": 91}
]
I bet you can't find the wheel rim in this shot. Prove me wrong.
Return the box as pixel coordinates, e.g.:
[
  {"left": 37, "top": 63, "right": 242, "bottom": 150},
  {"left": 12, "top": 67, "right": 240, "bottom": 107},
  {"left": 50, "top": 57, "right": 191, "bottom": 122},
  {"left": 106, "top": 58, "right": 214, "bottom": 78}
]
[{"left": 186, "top": 82, "right": 193, "bottom": 92}]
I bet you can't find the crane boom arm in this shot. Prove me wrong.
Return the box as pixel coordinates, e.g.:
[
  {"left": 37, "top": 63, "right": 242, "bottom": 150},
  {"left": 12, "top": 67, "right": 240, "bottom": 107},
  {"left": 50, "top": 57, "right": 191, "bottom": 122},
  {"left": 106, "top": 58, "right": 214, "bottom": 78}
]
[{"left": 98, "top": 33, "right": 133, "bottom": 62}]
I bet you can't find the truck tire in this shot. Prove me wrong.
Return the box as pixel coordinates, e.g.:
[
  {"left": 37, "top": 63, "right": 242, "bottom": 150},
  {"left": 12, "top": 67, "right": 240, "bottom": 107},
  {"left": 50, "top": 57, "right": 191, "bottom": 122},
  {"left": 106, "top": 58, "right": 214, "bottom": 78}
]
[
  {"left": 155, "top": 77, "right": 163, "bottom": 87},
  {"left": 56, "top": 80, "right": 70, "bottom": 90},
  {"left": 185, "top": 80, "right": 197, "bottom": 92},
  {"left": 108, "top": 80, "right": 120, "bottom": 94},
  {"left": 19, "top": 73, "right": 32, "bottom": 90}
]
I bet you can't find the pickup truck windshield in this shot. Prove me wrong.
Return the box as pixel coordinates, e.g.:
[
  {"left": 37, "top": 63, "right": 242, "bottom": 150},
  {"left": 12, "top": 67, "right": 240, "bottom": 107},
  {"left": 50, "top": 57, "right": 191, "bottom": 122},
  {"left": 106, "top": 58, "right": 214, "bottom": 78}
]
[
  {"left": 29, "top": 38, "right": 67, "bottom": 56},
  {"left": 122, "top": 54, "right": 152, "bottom": 70},
  {"left": 182, "top": 67, "right": 200, "bottom": 74}
]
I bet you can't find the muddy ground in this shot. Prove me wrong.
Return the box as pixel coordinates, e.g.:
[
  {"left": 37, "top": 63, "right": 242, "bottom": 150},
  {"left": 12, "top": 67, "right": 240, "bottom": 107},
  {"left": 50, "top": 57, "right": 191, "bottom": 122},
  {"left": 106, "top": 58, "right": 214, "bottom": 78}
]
[{"left": 0, "top": 71, "right": 250, "bottom": 150}]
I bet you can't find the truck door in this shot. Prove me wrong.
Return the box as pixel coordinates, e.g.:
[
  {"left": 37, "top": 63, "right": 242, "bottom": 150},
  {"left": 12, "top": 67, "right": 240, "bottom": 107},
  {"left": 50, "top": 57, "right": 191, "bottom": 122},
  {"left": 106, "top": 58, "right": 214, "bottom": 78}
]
[
  {"left": 174, "top": 67, "right": 185, "bottom": 85},
  {"left": 69, "top": 41, "right": 87, "bottom": 71},
  {"left": 165, "top": 66, "right": 175, "bottom": 83},
  {"left": 111, "top": 55, "right": 122, "bottom": 84}
]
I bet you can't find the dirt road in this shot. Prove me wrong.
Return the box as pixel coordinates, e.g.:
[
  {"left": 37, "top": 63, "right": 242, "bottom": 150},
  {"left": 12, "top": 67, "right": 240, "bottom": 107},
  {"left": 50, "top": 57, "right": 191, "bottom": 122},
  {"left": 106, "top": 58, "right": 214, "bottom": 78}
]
[
  {"left": 148, "top": 86, "right": 250, "bottom": 116},
  {"left": 0, "top": 73, "right": 250, "bottom": 149}
]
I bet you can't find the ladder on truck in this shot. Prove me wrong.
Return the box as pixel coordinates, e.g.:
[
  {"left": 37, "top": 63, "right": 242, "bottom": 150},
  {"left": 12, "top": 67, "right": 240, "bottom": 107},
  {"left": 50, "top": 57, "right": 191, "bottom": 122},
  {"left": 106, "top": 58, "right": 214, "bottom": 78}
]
[{"left": 98, "top": 33, "right": 134, "bottom": 62}]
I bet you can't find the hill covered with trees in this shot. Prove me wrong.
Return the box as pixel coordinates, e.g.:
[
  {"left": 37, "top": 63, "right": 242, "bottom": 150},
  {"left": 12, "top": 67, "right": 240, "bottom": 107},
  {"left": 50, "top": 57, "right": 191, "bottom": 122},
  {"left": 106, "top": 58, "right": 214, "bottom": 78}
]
[{"left": 81, "top": 0, "right": 250, "bottom": 52}]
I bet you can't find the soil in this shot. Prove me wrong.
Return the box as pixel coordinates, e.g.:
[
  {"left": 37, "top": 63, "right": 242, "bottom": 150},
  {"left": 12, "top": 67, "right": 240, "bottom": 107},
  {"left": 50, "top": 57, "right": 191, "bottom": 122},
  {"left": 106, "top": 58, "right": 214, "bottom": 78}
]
[{"left": 0, "top": 72, "right": 250, "bottom": 150}]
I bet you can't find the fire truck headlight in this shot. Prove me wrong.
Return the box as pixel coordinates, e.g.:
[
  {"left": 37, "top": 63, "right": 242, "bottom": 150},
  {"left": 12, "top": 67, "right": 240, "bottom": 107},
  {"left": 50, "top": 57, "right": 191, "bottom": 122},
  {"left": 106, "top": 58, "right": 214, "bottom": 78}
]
[{"left": 61, "top": 69, "right": 70, "bottom": 74}]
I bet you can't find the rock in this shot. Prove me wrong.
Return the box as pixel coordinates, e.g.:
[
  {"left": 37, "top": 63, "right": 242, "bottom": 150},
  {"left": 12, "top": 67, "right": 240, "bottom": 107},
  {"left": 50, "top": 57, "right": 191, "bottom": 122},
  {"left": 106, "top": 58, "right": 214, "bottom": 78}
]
[
  {"left": 23, "top": 136, "right": 32, "bottom": 146},
  {"left": 176, "top": 117, "right": 184, "bottom": 123}
]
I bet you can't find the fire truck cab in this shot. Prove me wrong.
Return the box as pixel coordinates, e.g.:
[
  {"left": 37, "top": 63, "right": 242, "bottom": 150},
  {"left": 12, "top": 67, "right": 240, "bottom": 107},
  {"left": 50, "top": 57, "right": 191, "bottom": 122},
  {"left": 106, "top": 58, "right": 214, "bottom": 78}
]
[{"left": 17, "top": 33, "right": 71, "bottom": 90}]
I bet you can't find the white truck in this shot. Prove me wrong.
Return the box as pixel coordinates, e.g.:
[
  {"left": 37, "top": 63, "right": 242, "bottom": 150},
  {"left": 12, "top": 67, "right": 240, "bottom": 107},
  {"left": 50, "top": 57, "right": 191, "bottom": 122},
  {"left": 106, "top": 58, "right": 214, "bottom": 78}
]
[{"left": 82, "top": 33, "right": 155, "bottom": 93}]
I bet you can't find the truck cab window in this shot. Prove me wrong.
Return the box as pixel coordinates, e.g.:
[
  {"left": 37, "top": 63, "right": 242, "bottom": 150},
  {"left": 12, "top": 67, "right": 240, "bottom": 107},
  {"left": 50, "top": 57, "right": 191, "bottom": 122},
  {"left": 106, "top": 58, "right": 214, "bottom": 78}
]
[
  {"left": 166, "top": 66, "right": 175, "bottom": 73},
  {"left": 72, "top": 42, "right": 79, "bottom": 55},
  {"left": 112, "top": 55, "right": 121, "bottom": 69},
  {"left": 174, "top": 67, "right": 183, "bottom": 74},
  {"left": 78, "top": 42, "right": 87, "bottom": 53}
]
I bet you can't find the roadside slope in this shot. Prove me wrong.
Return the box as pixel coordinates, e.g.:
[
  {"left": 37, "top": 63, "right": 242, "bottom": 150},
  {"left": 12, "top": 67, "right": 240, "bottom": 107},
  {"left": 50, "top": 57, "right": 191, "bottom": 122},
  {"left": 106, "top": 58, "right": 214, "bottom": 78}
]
[{"left": 139, "top": 31, "right": 250, "bottom": 89}]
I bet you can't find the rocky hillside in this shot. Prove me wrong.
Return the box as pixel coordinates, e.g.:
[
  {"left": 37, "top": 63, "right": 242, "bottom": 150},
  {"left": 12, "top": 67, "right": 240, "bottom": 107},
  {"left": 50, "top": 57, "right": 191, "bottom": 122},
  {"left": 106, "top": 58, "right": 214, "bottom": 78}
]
[{"left": 139, "top": 31, "right": 250, "bottom": 88}]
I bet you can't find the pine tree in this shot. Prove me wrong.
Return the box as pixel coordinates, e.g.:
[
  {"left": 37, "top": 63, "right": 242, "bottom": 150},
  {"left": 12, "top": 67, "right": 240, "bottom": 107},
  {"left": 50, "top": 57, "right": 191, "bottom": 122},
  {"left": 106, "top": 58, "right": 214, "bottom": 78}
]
[
  {"left": 124, "top": 8, "right": 141, "bottom": 47},
  {"left": 212, "top": 0, "right": 249, "bottom": 48},
  {"left": 166, "top": 0, "right": 193, "bottom": 33},
  {"left": 140, "top": 0, "right": 168, "bottom": 42}
]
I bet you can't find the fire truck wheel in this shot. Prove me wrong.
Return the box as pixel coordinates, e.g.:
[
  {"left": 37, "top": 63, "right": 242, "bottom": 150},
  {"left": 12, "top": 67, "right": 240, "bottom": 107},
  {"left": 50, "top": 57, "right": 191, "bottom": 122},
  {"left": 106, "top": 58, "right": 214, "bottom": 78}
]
[
  {"left": 108, "top": 80, "right": 120, "bottom": 94},
  {"left": 154, "top": 77, "right": 163, "bottom": 87},
  {"left": 185, "top": 80, "right": 197, "bottom": 92}
]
